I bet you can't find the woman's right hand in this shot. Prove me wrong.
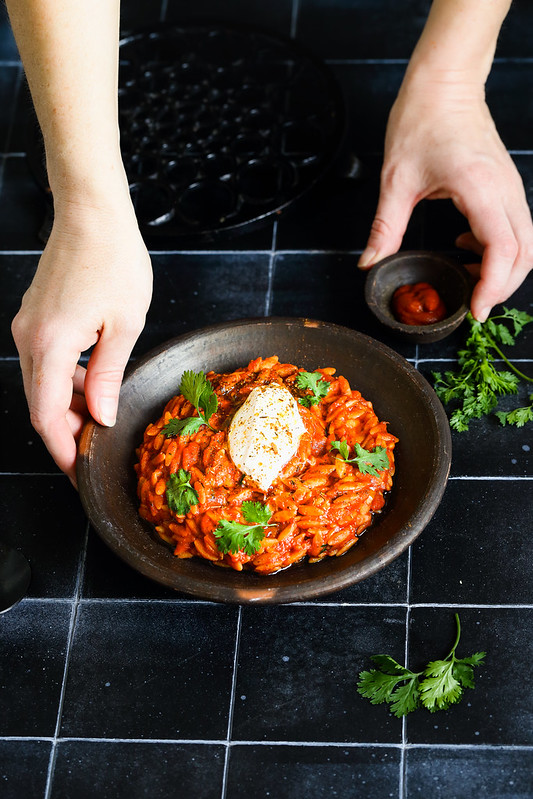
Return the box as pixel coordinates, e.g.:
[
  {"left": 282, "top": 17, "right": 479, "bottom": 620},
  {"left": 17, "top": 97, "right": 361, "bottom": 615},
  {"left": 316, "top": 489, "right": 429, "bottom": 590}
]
[{"left": 11, "top": 199, "right": 153, "bottom": 485}]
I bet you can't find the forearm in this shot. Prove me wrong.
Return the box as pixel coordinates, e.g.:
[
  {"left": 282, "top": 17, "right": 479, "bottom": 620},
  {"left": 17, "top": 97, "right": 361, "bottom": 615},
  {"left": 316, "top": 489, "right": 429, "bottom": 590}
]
[
  {"left": 405, "top": 0, "right": 512, "bottom": 90},
  {"left": 6, "top": 0, "right": 129, "bottom": 207}
]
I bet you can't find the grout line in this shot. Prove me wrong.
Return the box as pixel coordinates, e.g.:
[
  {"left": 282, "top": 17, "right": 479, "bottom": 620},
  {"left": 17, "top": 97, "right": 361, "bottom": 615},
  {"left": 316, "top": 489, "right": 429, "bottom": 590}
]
[
  {"left": 16, "top": 597, "right": 533, "bottom": 610},
  {"left": 263, "top": 220, "right": 278, "bottom": 317},
  {"left": 43, "top": 523, "right": 89, "bottom": 799},
  {"left": 221, "top": 606, "right": 243, "bottom": 799},
  {"left": 290, "top": 0, "right": 300, "bottom": 39},
  {"left": 399, "top": 546, "right": 413, "bottom": 799},
  {"left": 1, "top": 735, "right": 532, "bottom": 751}
]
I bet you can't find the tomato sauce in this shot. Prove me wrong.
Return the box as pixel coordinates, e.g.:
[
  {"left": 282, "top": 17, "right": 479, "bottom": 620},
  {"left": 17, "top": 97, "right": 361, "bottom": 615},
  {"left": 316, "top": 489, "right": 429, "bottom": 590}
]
[{"left": 392, "top": 282, "right": 447, "bottom": 326}]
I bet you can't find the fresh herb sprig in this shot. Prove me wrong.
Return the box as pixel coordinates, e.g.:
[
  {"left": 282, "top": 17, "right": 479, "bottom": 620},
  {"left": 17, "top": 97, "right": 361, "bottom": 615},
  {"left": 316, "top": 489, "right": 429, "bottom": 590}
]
[
  {"left": 214, "top": 501, "right": 274, "bottom": 556},
  {"left": 165, "top": 469, "right": 199, "bottom": 516},
  {"left": 163, "top": 370, "right": 218, "bottom": 438},
  {"left": 357, "top": 614, "right": 486, "bottom": 717},
  {"left": 496, "top": 393, "right": 533, "bottom": 428},
  {"left": 330, "top": 439, "right": 389, "bottom": 477},
  {"left": 433, "top": 308, "right": 533, "bottom": 431},
  {"left": 296, "top": 371, "right": 330, "bottom": 407}
]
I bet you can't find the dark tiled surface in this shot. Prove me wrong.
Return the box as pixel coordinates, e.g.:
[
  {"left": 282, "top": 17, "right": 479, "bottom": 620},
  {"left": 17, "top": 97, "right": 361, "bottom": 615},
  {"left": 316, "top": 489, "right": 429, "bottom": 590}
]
[
  {"left": 0, "top": 601, "right": 72, "bottom": 736},
  {"left": 1, "top": 1, "right": 532, "bottom": 797},
  {"left": 406, "top": 747, "right": 533, "bottom": 798},
  {"left": 52, "top": 741, "right": 226, "bottom": 799},
  {"left": 163, "top": 0, "right": 294, "bottom": 37},
  {"left": 59, "top": 602, "right": 238, "bottom": 739},
  {"left": 411, "top": 480, "right": 533, "bottom": 606},
  {"left": 227, "top": 745, "right": 401, "bottom": 799},
  {"left": 407, "top": 608, "right": 533, "bottom": 746},
  {"left": 0, "top": 740, "right": 52, "bottom": 799},
  {"left": 233, "top": 606, "right": 405, "bottom": 743}
]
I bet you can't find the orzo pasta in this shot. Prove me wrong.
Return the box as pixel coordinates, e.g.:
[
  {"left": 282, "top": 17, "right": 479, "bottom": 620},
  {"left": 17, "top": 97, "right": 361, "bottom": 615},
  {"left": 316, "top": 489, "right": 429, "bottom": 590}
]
[{"left": 135, "top": 356, "right": 398, "bottom": 574}]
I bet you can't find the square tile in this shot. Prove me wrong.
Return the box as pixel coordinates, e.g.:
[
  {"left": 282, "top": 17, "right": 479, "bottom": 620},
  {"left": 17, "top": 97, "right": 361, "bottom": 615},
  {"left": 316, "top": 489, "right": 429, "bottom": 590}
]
[
  {"left": 0, "top": 475, "right": 86, "bottom": 598},
  {"left": 0, "top": 4, "right": 19, "bottom": 62},
  {"left": 406, "top": 607, "right": 533, "bottom": 745},
  {"left": 276, "top": 152, "right": 424, "bottom": 253},
  {"left": 82, "top": 527, "right": 185, "bottom": 600},
  {"left": 60, "top": 601, "right": 238, "bottom": 739},
  {"left": 163, "top": 0, "right": 294, "bottom": 37},
  {"left": 406, "top": 747, "right": 533, "bottom": 798},
  {"left": 418, "top": 362, "right": 532, "bottom": 478},
  {"left": 270, "top": 252, "right": 417, "bottom": 358},
  {"left": 0, "top": 600, "right": 71, "bottom": 736},
  {"left": 410, "top": 479, "right": 533, "bottom": 605},
  {"left": 305, "top": 549, "right": 408, "bottom": 605},
  {"left": 330, "top": 63, "right": 406, "bottom": 155},
  {"left": 0, "top": 740, "right": 51, "bottom": 799},
  {"left": 135, "top": 252, "right": 270, "bottom": 355},
  {"left": 51, "top": 741, "right": 225, "bottom": 799},
  {"left": 0, "top": 253, "right": 40, "bottom": 357},
  {"left": 0, "top": 361, "right": 59, "bottom": 474},
  {"left": 296, "top": 0, "right": 430, "bottom": 59},
  {"left": 487, "top": 62, "right": 533, "bottom": 152},
  {"left": 0, "top": 65, "right": 19, "bottom": 152},
  {"left": 0, "top": 156, "right": 47, "bottom": 249},
  {"left": 233, "top": 605, "right": 406, "bottom": 743},
  {"left": 226, "top": 744, "right": 401, "bottom": 799},
  {"left": 496, "top": 0, "right": 533, "bottom": 57}
]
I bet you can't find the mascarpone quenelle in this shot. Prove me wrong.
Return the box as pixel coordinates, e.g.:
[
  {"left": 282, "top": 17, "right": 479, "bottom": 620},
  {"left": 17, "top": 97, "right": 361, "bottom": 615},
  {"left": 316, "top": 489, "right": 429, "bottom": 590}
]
[{"left": 228, "top": 384, "right": 306, "bottom": 492}]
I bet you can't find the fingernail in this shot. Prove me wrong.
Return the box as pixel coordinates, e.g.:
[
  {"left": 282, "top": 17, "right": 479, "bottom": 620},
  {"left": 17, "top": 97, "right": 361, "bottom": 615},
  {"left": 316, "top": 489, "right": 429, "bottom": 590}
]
[
  {"left": 98, "top": 398, "right": 117, "bottom": 427},
  {"left": 358, "top": 247, "right": 377, "bottom": 269},
  {"left": 476, "top": 307, "right": 491, "bottom": 323}
]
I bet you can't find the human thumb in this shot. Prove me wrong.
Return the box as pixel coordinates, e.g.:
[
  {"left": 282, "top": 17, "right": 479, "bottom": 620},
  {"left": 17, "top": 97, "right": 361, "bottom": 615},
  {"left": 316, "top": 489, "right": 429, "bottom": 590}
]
[
  {"left": 358, "top": 181, "right": 416, "bottom": 269},
  {"left": 83, "top": 328, "right": 137, "bottom": 427}
]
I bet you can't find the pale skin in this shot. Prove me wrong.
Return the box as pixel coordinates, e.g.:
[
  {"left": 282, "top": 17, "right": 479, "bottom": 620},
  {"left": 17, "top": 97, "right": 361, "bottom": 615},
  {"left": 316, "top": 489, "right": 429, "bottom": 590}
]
[{"left": 7, "top": 0, "right": 533, "bottom": 485}]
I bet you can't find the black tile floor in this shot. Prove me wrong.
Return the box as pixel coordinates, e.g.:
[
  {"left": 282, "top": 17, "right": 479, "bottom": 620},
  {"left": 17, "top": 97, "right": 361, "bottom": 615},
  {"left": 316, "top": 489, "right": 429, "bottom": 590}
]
[{"left": 0, "top": 1, "right": 532, "bottom": 797}]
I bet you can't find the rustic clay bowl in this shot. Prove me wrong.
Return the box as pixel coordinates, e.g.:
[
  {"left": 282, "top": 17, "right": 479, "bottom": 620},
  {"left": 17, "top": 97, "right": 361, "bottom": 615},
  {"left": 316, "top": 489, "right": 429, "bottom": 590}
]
[
  {"left": 77, "top": 317, "right": 451, "bottom": 603},
  {"left": 365, "top": 251, "right": 472, "bottom": 343}
]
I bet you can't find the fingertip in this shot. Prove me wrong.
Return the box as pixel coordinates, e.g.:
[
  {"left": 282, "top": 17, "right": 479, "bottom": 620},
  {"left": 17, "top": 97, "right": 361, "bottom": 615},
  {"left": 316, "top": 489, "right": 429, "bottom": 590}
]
[
  {"left": 97, "top": 397, "right": 118, "bottom": 427},
  {"left": 357, "top": 247, "right": 377, "bottom": 269}
]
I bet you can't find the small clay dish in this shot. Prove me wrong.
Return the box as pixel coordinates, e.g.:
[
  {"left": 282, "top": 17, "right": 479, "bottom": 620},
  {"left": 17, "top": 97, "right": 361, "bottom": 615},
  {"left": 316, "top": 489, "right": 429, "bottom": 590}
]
[{"left": 365, "top": 251, "right": 472, "bottom": 343}]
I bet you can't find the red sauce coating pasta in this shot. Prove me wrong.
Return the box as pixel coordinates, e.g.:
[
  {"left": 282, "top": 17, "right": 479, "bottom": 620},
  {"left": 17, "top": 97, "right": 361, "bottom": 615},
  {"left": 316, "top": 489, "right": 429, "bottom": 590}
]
[{"left": 135, "top": 356, "right": 398, "bottom": 574}]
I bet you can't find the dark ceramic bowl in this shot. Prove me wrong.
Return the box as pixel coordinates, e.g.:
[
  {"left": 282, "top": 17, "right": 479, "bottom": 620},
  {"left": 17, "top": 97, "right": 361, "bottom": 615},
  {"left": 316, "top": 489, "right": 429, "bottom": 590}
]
[
  {"left": 365, "top": 251, "right": 472, "bottom": 343},
  {"left": 77, "top": 318, "right": 451, "bottom": 603}
]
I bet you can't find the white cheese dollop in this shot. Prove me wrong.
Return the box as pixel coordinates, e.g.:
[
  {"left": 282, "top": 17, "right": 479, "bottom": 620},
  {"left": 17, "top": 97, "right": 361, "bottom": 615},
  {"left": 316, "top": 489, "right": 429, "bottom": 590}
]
[{"left": 228, "top": 384, "right": 306, "bottom": 492}]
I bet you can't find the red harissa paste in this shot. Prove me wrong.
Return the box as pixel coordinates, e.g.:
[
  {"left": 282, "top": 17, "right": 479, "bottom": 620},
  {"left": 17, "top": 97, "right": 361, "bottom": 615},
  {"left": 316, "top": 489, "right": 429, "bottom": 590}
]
[{"left": 392, "top": 282, "right": 447, "bottom": 326}]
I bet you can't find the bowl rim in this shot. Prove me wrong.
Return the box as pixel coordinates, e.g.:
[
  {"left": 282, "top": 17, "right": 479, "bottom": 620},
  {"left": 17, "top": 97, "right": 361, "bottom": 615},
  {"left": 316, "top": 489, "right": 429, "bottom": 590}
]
[{"left": 77, "top": 316, "right": 452, "bottom": 603}]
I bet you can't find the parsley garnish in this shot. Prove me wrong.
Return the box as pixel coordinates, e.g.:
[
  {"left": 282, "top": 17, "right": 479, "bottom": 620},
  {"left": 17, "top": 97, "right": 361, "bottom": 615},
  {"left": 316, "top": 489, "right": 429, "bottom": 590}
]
[
  {"left": 496, "top": 394, "right": 533, "bottom": 428},
  {"left": 296, "top": 371, "right": 330, "bottom": 407},
  {"left": 357, "top": 614, "right": 486, "bottom": 717},
  {"left": 330, "top": 439, "right": 389, "bottom": 476},
  {"left": 214, "top": 501, "right": 274, "bottom": 556},
  {"left": 163, "top": 370, "right": 218, "bottom": 437},
  {"left": 165, "top": 469, "right": 199, "bottom": 516},
  {"left": 433, "top": 308, "right": 533, "bottom": 431}
]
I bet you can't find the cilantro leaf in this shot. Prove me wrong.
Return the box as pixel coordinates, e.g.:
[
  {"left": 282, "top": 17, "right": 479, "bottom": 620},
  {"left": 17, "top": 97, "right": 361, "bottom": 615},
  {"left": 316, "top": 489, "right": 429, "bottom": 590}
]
[
  {"left": 330, "top": 439, "right": 389, "bottom": 476},
  {"left": 389, "top": 677, "right": 421, "bottom": 718},
  {"left": 356, "top": 614, "right": 486, "bottom": 717},
  {"left": 433, "top": 308, "right": 533, "bottom": 431},
  {"left": 495, "top": 394, "right": 533, "bottom": 428},
  {"left": 241, "top": 500, "right": 272, "bottom": 526},
  {"left": 163, "top": 417, "right": 204, "bottom": 437},
  {"left": 296, "top": 371, "right": 330, "bottom": 407},
  {"left": 214, "top": 501, "right": 274, "bottom": 556},
  {"left": 165, "top": 469, "right": 199, "bottom": 516},
  {"left": 164, "top": 370, "right": 219, "bottom": 438}
]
